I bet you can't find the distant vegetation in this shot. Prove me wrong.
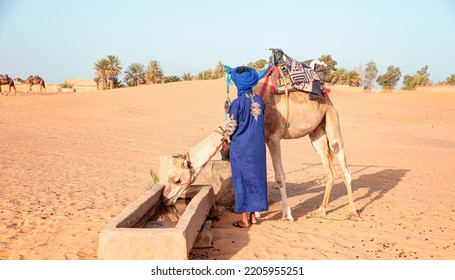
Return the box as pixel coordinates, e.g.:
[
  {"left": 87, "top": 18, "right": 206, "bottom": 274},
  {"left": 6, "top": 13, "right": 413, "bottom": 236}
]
[
  {"left": 401, "top": 66, "right": 432, "bottom": 90},
  {"left": 93, "top": 54, "right": 455, "bottom": 91},
  {"left": 59, "top": 81, "right": 74, "bottom": 89}
]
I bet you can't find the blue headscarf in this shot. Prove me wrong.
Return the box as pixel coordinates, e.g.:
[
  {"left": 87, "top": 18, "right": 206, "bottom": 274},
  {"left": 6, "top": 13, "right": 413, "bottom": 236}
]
[{"left": 230, "top": 66, "right": 259, "bottom": 96}]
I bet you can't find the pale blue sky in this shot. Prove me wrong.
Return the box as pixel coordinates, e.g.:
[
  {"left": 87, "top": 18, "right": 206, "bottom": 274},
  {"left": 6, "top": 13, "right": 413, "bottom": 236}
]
[{"left": 1, "top": 0, "right": 454, "bottom": 86}]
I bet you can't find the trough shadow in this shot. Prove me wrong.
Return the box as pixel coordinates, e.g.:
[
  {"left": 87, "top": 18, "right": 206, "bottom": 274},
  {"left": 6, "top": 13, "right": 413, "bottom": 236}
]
[
  {"left": 189, "top": 210, "right": 251, "bottom": 260},
  {"left": 266, "top": 168, "right": 409, "bottom": 221}
]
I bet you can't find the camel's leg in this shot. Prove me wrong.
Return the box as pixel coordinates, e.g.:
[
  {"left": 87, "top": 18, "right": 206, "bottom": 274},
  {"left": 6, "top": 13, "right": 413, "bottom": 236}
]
[
  {"left": 8, "top": 84, "right": 16, "bottom": 95},
  {"left": 266, "top": 136, "right": 294, "bottom": 221},
  {"left": 4, "top": 85, "right": 11, "bottom": 96},
  {"left": 325, "top": 107, "right": 358, "bottom": 218},
  {"left": 309, "top": 126, "right": 336, "bottom": 217}
]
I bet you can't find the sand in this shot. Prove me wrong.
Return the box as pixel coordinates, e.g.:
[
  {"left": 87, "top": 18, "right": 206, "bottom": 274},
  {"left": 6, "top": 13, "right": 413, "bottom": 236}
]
[{"left": 0, "top": 80, "right": 454, "bottom": 260}]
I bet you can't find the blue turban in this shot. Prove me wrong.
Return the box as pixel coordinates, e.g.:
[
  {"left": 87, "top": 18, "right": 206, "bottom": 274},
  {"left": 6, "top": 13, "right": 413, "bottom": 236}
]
[{"left": 231, "top": 66, "right": 259, "bottom": 96}]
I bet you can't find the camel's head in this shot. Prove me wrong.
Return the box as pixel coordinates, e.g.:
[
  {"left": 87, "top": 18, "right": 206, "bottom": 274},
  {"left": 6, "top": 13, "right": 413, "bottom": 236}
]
[
  {"left": 162, "top": 154, "right": 193, "bottom": 206},
  {"left": 267, "top": 48, "right": 285, "bottom": 66}
]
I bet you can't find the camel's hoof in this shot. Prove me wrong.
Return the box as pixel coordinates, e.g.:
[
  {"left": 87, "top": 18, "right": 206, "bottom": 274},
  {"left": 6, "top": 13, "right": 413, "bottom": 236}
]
[
  {"left": 280, "top": 215, "right": 295, "bottom": 222},
  {"left": 307, "top": 208, "right": 327, "bottom": 218},
  {"left": 347, "top": 211, "right": 359, "bottom": 220}
]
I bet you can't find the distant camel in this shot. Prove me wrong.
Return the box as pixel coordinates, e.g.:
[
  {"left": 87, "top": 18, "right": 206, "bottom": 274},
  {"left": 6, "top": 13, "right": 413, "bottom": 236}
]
[
  {"left": 0, "top": 74, "right": 17, "bottom": 95},
  {"left": 15, "top": 75, "right": 46, "bottom": 92}
]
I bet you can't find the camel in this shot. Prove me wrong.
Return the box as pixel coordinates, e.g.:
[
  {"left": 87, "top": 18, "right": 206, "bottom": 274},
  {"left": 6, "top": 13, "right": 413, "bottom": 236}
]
[
  {"left": 260, "top": 83, "right": 357, "bottom": 221},
  {"left": 15, "top": 75, "right": 46, "bottom": 92},
  {"left": 0, "top": 74, "right": 17, "bottom": 95},
  {"left": 163, "top": 51, "right": 357, "bottom": 221}
]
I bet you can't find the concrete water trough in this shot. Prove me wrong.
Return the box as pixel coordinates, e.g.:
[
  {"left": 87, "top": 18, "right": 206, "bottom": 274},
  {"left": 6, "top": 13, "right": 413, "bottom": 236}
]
[{"left": 98, "top": 184, "right": 215, "bottom": 260}]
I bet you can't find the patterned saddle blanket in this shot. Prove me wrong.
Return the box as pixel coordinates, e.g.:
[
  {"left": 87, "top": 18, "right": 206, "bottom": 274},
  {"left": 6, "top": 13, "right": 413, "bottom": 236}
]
[{"left": 282, "top": 54, "right": 325, "bottom": 100}]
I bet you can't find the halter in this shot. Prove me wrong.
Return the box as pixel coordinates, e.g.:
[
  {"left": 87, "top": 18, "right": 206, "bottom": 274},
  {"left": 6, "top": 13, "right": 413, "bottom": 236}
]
[
  {"left": 260, "top": 61, "right": 291, "bottom": 128},
  {"left": 172, "top": 152, "right": 194, "bottom": 187},
  {"left": 162, "top": 152, "right": 194, "bottom": 204},
  {"left": 163, "top": 127, "right": 227, "bottom": 204}
]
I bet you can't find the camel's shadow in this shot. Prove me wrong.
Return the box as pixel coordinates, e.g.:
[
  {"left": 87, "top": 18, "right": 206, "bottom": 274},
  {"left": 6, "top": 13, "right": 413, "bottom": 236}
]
[
  {"left": 190, "top": 168, "right": 409, "bottom": 260},
  {"left": 267, "top": 168, "right": 409, "bottom": 221}
]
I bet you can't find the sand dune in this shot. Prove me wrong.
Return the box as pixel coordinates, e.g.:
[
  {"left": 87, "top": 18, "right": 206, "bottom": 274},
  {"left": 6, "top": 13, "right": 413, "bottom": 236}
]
[{"left": 1, "top": 80, "right": 454, "bottom": 260}]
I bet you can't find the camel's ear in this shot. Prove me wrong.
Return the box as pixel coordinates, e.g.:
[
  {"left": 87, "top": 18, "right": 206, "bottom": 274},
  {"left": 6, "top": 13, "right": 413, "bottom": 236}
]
[{"left": 182, "top": 159, "right": 190, "bottom": 169}]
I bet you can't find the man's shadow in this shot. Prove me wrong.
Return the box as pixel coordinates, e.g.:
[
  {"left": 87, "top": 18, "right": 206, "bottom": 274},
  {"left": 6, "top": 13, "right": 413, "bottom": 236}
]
[{"left": 267, "top": 168, "right": 409, "bottom": 221}]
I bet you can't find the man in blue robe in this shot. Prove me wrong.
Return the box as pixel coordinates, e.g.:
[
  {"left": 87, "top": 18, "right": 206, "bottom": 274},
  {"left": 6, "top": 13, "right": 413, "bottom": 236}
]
[{"left": 227, "top": 66, "right": 268, "bottom": 228}]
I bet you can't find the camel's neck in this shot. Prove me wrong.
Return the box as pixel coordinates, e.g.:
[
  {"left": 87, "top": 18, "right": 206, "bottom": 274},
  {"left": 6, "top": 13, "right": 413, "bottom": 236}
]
[
  {"left": 188, "top": 121, "right": 228, "bottom": 175},
  {"left": 16, "top": 78, "right": 28, "bottom": 83}
]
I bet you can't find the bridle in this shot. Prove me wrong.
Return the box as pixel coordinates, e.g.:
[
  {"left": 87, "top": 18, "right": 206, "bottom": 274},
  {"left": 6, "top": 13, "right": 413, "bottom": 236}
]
[
  {"left": 163, "top": 127, "right": 227, "bottom": 204},
  {"left": 162, "top": 152, "right": 194, "bottom": 205},
  {"left": 170, "top": 152, "right": 194, "bottom": 187}
]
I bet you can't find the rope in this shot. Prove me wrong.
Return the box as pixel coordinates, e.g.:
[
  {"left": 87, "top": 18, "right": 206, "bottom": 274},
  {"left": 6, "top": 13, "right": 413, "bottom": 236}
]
[
  {"left": 224, "top": 98, "right": 231, "bottom": 121},
  {"left": 259, "top": 63, "right": 290, "bottom": 128},
  {"left": 284, "top": 82, "right": 291, "bottom": 128},
  {"left": 259, "top": 65, "right": 280, "bottom": 98},
  {"left": 224, "top": 65, "right": 232, "bottom": 94},
  {"left": 277, "top": 67, "right": 291, "bottom": 128},
  {"left": 224, "top": 65, "right": 233, "bottom": 120}
]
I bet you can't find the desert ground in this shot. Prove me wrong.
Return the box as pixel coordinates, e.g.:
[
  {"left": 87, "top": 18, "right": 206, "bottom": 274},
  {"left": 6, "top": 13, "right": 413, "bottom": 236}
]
[{"left": 0, "top": 80, "right": 454, "bottom": 260}]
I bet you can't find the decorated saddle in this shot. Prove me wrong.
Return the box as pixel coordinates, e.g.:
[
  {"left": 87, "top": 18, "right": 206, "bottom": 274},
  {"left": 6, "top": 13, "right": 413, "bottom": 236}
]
[{"left": 266, "top": 49, "right": 328, "bottom": 100}]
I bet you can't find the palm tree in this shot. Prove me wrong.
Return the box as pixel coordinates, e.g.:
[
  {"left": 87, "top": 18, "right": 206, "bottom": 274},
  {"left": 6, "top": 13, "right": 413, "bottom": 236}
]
[
  {"left": 164, "top": 75, "right": 182, "bottom": 83},
  {"left": 145, "top": 60, "right": 164, "bottom": 84},
  {"left": 106, "top": 55, "right": 122, "bottom": 89},
  {"left": 181, "top": 72, "right": 194, "bottom": 81},
  {"left": 94, "top": 76, "right": 101, "bottom": 91},
  {"left": 247, "top": 59, "right": 268, "bottom": 71},
  {"left": 414, "top": 74, "right": 431, "bottom": 87},
  {"left": 112, "top": 77, "right": 125, "bottom": 88},
  {"left": 94, "top": 58, "right": 109, "bottom": 90},
  {"left": 331, "top": 68, "right": 346, "bottom": 85},
  {"left": 445, "top": 74, "right": 455, "bottom": 85},
  {"left": 124, "top": 63, "right": 145, "bottom": 86},
  {"left": 213, "top": 61, "right": 225, "bottom": 79},
  {"left": 197, "top": 70, "right": 212, "bottom": 80},
  {"left": 343, "top": 70, "right": 361, "bottom": 87}
]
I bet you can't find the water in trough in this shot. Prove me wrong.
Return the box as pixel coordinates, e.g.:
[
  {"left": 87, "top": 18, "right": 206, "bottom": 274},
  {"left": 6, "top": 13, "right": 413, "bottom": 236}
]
[{"left": 133, "top": 198, "right": 191, "bottom": 228}]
